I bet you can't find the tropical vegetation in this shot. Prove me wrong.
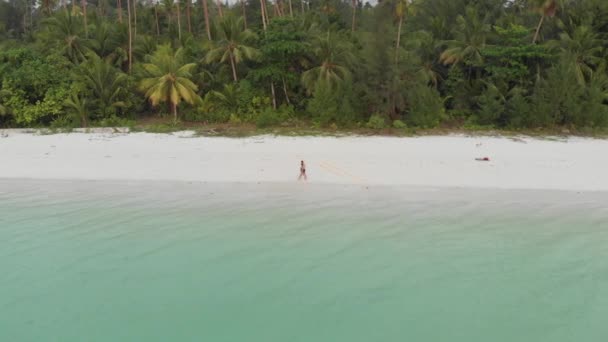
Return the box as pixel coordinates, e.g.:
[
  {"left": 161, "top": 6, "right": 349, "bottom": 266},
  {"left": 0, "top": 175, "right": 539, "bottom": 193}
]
[{"left": 1, "top": 0, "right": 608, "bottom": 132}]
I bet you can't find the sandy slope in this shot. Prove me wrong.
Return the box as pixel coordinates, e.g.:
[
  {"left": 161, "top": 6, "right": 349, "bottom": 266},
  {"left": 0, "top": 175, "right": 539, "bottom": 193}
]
[{"left": 0, "top": 131, "right": 606, "bottom": 191}]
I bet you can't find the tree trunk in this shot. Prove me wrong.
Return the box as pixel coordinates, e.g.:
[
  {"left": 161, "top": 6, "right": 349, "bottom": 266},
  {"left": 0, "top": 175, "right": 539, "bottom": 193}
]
[
  {"left": 351, "top": 0, "right": 356, "bottom": 32},
  {"left": 172, "top": 102, "right": 178, "bottom": 122},
  {"left": 262, "top": 0, "right": 270, "bottom": 25},
  {"left": 176, "top": 0, "right": 182, "bottom": 41},
  {"left": 82, "top": 0, "right": 88, "bottom": 38},
  {"left": 42, "top": 0, "right": 50, "bottom": 15},
  {"left": 202, "top": 0, "right": 211, "bottom": 40},
  {"left": 395, "top": 15, "right": 403, "bottom": 63},
  {"left": 288, "top": 0, "right": 293, "bottom": 17},
  {"left": 301, "top": 0, "right": 304, "bottom": 14},
  {"left": 282, "top": 77, "right": 291, "bottom": 105},
  {"left": 133, "top": 0, "right": 137, "bottom": 39},
  {"left": 533, "top": 14, "right": 545, "bottom": 44},
  {"left": 154, "top": 5, "right": 160, "bottom": 36},
  {"left": 186, "top": 0, "right": 192, "bottom": 34},
  {"left": 216, "top": 0, "right": 223, "bottom": 18},
  {"left": 229, "top": 52, "right": 238, "bottom": 82},
  {"left": 241, "top": 0, "right": 248, "bottom": 29},
  {"left": 270, "top": 81, "right": 277, "bottom": 109},
  {"left": 117, "top": 0, "right": 123, "bottom": 23},
  {"left": 260, "top": 0, "right": 267, "bottom": 31},
  {"left": 126, "top": 0, "right": 133, "bottom": 72}
]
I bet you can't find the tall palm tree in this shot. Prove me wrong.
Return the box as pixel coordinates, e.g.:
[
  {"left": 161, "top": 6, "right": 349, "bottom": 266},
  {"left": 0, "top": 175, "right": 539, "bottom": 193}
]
[
  {"left": 241, "top": 0, "right": 248, "bottom": 28},
  {"left": 176, "top": 0, "right": 182, "bottom": 40},
  {"left": 185, "top": 0, "right": 192, "bottom": 34},
  {"left": 117, "top": 0, "right": 123, "bottom": 23},
  {"left": 43, "top": 10, "right": 90, "bottom": 63},
  {"left": 201, "top": 0, "right": 212, "bottom": 40},
  {"left": 133, "top": 0, "right": 138, "bottom": 39},
  {"left": 301, "top": 32, "right": 353, "bottom": 93},
  {"left": 82, "top": 0, "right": 88, "bottom": 38},
  {"left": 260, "top": 0, "right": 268, "bottom": 31},
  {"left": 532, "top": 0, "right": 558, "bottom": 44},
  {"left": 204, "top": 16, "right": 260, "bottom": 82},
  {"left": 394, "top": 0, "right": 408, "bottom": 63},
  {"left": 139, "top": 45, "right": 202, "bottom": 121},
  {"left": 154, "top": 2, "right": 161, "bottom": 36},
  {"left": 439, "top": 6, "right": 490, "bottom": 66},
  {"left": 127, "top": 0, "right": 133, "bottom": 71},
  {"left": 547, "top": 24, "right": 604, "bottom": 85}
]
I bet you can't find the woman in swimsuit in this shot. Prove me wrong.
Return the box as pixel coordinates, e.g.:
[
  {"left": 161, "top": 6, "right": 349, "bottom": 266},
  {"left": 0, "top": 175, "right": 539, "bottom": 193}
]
[{"left": 298, "top": 160, "right": 307, "bottom": 181}]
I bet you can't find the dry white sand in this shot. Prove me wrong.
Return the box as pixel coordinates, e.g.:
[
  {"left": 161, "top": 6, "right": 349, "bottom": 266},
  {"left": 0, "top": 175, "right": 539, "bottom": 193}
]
[{"left": 1, "top": 131, "right": 607, "bottom": 191}]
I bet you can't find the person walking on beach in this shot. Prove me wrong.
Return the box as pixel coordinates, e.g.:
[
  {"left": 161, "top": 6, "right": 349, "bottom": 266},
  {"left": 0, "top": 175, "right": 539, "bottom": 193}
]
[{"left": 298, "top": 160, "right": 307, "bottom": 181}]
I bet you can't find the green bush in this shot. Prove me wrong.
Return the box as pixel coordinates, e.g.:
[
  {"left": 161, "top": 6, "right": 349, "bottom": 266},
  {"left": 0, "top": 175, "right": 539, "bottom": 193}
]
[
  {"left": 392, "top": 119, "right": 407, "bottom": 129},
  {"left": 229, "top": 113, "right": 242, "bottom": 124},
  {"left": 256, "top": 105, "right": 293, "bottom": 128},
  {"left": 366, "top": 114, "right": 386, "bottom": 129}
]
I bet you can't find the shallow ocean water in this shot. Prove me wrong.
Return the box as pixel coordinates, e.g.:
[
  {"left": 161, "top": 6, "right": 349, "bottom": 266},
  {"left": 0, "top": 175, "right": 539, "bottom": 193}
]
[{"left": 1, "top": 180, "right": 607, "bottom": 341}]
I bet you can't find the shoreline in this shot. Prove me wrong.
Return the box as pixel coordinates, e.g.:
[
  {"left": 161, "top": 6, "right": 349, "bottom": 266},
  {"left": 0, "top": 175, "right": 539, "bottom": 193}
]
[{"left": 1, "top": 132, "right": 608, "bottom": 192}]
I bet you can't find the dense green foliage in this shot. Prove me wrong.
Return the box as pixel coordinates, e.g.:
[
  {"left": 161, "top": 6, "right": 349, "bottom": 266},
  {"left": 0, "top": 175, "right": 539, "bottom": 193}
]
[{"left": 1, "top": 0, "right": 608, "bottom": 130}]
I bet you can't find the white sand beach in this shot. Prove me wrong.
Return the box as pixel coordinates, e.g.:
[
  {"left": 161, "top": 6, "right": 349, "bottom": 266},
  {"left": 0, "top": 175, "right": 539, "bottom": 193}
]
[{"left": 1, "top": 131, "right": 607, "bottom": 191}]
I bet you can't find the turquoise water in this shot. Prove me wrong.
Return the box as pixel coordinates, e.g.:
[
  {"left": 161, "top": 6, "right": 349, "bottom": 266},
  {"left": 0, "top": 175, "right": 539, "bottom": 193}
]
[{"left": 1, "top": 180, "right": 608, "bottom": 341}]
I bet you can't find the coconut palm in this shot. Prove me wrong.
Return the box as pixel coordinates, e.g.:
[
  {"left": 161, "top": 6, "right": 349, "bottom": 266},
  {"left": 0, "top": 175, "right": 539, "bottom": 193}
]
[
  {"left": 42, "top": 10, "right": 90, "bottom": 63},
  {"left": 204, "top": 16, "right": 260, "bottom": 82},
  {"left": 77, "top": 53, "right": 129, "bottom": 117},
  {"left": 127, "top": 0, "right": 133, "bottom": 71},
  {"left": 532, "top": 0, "right": 559, "bottom": 44},
  {"left": 138, "top": 45, "right": 202, "bottom": 121},
  {"left": 301, "top": 31, "right": 353, "bottom": 94},
  {"left": 547, "top": 24, "right": 604, "bottom": 85},
  {"left": 64, "top": 93, "right": 90, "bottom": 127},
  {"left": 201, "top": 0, "right": 212, "bottom": 39},
  {"left": 439, "top": 6, "right": 491, "bottom": 66},
  {"left": 394, "top": 0, "right": 409, "bottom": 63}
]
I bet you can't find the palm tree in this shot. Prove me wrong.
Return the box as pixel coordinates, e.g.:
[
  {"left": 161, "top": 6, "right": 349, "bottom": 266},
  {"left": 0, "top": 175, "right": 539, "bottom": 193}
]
[
  {"left": 133, "top": 0, "right": 138, "bottom": 39},
  {"left": 64, "top": 93, "right": 90, "bottom": 127},
  {"left": 154, "top": 2, "right": 161, "bottom": 36},
  {"left": 532, "top": 0, "right": 558, "bottom": 44},
  {"left": 185, "top": 0, "right": 192, "bottom": 34},
  {"left": 77, "top": 53, "right": 129, "bottom": 117},
  {"left": 43, "top": 10, "right": 90, "bottom": 63},
  {"left": 117, "top": 0, "right": 123, "bottom": 23},
  {"left": 547, "top": 24, "right": 604, "bottom": 85},
  {"left": 82, "top": 0, "right": 88, "bottom": 38},
  {"left": 204, "top": 16, "right": 260, "bottom": 82},
  {"left": 209, "top": 83, "right": 240, "bottom": 114},
  {"left": 127, "top": 0, "right": 133, "bottom": 71},
  {"left": 138, "top": 45, "right": 202, "bottom": 121},
  {"left": 176, "top": 0, "right": 182, "bottom": 40},
  {"left": 260, "top": 0, "right": 268, "bottom": 31},
  {"left": 439, "top": 6, "right": 490, "bottom": 66},
  {"left": 394, "top": 0, "right": 408, "bottom": 63},
  {"left": 301, "top": 32, "right": 353, "bottom": 94},
  {"left": 201, "top": 0, "right": 212, "bottom": 40}
]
